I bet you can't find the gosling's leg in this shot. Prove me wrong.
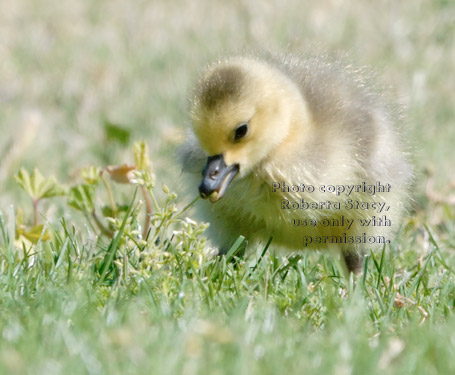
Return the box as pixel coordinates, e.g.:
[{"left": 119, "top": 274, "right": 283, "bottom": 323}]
[{"left": 342, "top": 250, "right": 365, "bottom": 275}]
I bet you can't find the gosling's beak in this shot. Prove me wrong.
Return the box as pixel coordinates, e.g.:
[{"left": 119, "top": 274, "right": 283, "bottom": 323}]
[{"left": 199, "top": 154, "right": 239, "bottom": 203}]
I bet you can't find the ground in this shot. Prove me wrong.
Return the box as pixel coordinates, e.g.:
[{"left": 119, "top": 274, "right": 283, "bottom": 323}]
[{"left": 0, "top": 0, "right": 454, "bottom": 374}]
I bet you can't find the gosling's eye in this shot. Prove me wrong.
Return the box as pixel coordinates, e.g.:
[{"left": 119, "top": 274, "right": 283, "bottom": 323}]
[{"left": 234, "top": 123, "right": 249, "bottom": 141}]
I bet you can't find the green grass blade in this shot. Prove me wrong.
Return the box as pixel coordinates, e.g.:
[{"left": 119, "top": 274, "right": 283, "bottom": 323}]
[
  {"left": 98, "top": 188, "right": 138, "bottom": 284},
  {"left": 225, "top": 235, "right": 245, "bottom": 262}
]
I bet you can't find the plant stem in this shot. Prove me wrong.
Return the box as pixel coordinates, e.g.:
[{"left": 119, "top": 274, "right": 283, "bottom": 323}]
[
  {"left": 101, "top": 171, "right": 117, "bottom": 217},
  {"left": 176, "top": 196, "right": 200, "bottom": 218},
  {"left": 140, "top": 185, "right": 153, "bottom": 240},
  {"left": 33, "top": 199, "right": 39, "bottom": 226},
  {"left": 146, "top": 184, "right": 160, "bottom": 212},
  {"left": 92, "top": 211, "right": 114, "bottom": 238}
]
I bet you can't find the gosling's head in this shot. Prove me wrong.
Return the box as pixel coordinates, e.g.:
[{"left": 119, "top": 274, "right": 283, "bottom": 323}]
[{"left": 191, "top": 57, "right": 303, "bottom": 202}]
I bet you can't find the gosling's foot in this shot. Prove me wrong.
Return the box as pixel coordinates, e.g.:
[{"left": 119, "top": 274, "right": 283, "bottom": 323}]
[{"left": 342, "top": 251, "right": 365, "bottom": 275}]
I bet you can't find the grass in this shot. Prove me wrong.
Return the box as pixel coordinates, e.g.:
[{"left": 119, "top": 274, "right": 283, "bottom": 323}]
[
  {"left": 1, "top": 194, "right": 455, "bottom": 374},
  {"left": 1, "top": 0, "right": 455, "bottom": 374}
]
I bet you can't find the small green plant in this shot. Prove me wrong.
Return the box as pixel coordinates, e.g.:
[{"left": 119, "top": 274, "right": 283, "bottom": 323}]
[
  {"left": 15, "top": 167, "right": 67, "bottom": 225},
  {"left": 14, "top": 168, "right": 66, "bottom": 244},
  {"left": 12, "top": 140, "right": 205, "bottom": 284}
]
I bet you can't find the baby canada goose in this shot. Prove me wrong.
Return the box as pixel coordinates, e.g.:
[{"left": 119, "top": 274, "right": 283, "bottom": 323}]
[{"left": 180, "top": 55, "right": 412, "bottom": 274}]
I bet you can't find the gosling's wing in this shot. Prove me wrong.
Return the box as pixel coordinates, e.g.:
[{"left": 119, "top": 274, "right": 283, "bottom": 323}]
[{"left": 274, "top": 53, "right": 380, "bottom": 126}]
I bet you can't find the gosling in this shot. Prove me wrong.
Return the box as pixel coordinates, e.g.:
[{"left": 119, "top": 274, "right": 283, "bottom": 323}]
[{"left": 180, "top": 55, "right": 412, "bottom": 274}]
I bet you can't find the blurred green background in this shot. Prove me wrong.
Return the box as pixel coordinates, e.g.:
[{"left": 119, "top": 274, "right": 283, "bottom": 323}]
[
  {"left": 0, "top": 2, "right": 455, "bottom": 374},
  {"left": 0, "top": 0, "right": 454, "bottom": 212}
]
